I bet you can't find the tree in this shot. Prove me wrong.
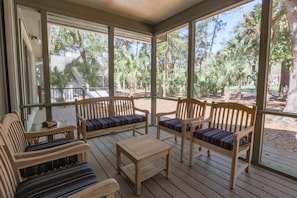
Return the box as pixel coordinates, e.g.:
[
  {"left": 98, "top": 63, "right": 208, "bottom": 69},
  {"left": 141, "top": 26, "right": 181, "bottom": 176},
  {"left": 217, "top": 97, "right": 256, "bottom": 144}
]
[
  {"left": 50, "top": 66, "right": 69, "bottom": 101},
  {"left": 157, "top": 27, "right": 188, "bottom": 97},
  {"left": 194, "top": 15, "right": 227, "bottom": 97},
  {"left": 282, "top": 0, "right": 297, "bottom": 113},
  {"left": 114, "top": 39, "right": 151, "bottom": 96},
  {"left": 49, "top": 25, "right": 108, "bottom": 88}
]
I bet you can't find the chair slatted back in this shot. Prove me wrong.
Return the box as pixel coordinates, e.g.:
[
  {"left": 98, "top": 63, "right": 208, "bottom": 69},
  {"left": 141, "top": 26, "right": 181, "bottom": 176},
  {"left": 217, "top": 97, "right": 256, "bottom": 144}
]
[
  {"left": 1, "top": 112, "right": 28, "bottom": 154},
  {"left": 209, "top": 102, "right": 257, "bottom": 133},
  {"left": 75, "top": 96, "right": 136, "bottom": 119},
  {"left": 0, "top": 124, "right": 19, "bottom": 198},
  {"left": 76, "top": 97, "right": 111, "bottom": 119},
  {"left": 113, "top": 96, "right": 135, "bottom": 116},
  {"left": 176, "top": 98, "right": 207, "bottom": 120}
]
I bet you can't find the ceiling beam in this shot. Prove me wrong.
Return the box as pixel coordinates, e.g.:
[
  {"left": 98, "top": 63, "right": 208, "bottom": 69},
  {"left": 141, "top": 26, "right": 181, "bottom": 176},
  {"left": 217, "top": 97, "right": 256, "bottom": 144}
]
[
  {"left": 153, "top": 0, "right": 251, "bottom": 35},
  {"left": 15, "top": 0, "right": 154, "bottom": 35}
]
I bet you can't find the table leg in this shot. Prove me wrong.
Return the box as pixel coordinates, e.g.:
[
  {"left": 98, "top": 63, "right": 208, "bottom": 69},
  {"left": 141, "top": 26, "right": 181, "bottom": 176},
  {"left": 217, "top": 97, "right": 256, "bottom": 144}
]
[
  {"left": 166, "top": 148, "right": 171, "bottom": 178},
  {"left": 136, "top": 161, "right": 141, "bottom": 195},
  {"left": 116, "top": 145, "right": 121, "bottom": 173}
]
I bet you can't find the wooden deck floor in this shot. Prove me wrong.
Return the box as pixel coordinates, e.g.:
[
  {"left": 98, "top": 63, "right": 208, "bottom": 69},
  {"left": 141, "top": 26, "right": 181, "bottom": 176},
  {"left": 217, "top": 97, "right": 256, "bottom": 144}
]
[{"left": 86, "top": 127, "right": 297, "bottom": 198}]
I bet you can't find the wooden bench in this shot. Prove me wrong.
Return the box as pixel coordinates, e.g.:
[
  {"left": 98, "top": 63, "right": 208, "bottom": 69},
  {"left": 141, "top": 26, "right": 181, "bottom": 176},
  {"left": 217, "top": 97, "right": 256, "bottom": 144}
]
[
  {"left": 75, "top": 96, "right": 149, "bottom": 142},
  {"left": 0, "top": 123, "right": 119, "bottom": 198},
  {"left": 156, "top": 98, "right": 207, "bottom": 161},
  {"left": 189, "top": 102, "right": 257, "bottom": 189}
]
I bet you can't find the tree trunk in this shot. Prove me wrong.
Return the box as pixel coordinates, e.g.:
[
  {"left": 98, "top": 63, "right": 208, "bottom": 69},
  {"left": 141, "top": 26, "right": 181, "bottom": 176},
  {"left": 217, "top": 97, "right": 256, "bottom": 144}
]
[
  {"left": 278, "top": 61, "right": 290, "bottom": 100},
  {"left": 237, "top": 79, "right": 242, "bottom": 99},
  {"left": 163, "top": 39, "right": 170, "bottom": 97},
  {"left": 282, "top": 0, "right": 297, "bottom": 113}
]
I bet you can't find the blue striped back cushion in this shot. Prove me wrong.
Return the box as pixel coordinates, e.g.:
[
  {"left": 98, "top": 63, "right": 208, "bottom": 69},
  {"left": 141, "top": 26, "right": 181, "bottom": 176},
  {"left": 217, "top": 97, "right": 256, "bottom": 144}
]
[
  {"left": 21, "top": 138, "right": 77, "bottom": 178},
  {"left": 86, "top": 114, "right": 146, "bottom": 131},
  {"left": 193, "top": 128, "right": 247, "bottom": 150},
  {"left": 16, "top": 163, "right": 99, "bottom": 198}
]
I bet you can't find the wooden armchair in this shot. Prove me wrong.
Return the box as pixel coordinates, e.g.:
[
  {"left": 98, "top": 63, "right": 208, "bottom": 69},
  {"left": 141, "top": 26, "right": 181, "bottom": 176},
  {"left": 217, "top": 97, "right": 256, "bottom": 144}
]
[
  {"left": 0, "top": 112, "right": 86, "bottom": 177},
  {"left": 0, "top": 124, "right": 120, "bottom": 198},
  {"left": 189, "top": 102, "right": 257, "bottom": 189},
  {"left": 157, "top": 98, "right": 207, "bottom": 161}
]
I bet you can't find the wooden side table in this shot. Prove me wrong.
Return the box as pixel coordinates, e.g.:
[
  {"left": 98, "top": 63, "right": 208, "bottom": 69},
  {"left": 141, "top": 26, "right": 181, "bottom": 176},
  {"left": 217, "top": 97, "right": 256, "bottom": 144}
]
[{"left": 116, "top": 135, "right": 171, "bottom": 195}]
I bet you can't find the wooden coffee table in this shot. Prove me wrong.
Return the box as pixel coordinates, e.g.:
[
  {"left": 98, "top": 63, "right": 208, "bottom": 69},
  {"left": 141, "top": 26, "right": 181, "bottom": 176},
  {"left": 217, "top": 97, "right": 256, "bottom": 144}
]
[{"left": 116, "top": 135, "right": 171, "bottom": 195}]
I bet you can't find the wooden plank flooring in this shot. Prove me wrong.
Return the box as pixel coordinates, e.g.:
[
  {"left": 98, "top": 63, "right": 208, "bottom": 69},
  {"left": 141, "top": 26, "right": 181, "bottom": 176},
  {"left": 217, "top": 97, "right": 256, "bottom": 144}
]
[{"left": 86, "top": 127, "right": 297, "bottom": 198}]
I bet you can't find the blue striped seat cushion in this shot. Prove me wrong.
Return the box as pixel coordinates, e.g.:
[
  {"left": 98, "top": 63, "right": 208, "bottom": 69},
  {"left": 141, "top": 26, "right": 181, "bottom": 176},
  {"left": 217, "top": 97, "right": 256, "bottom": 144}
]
[
  {"left": 16, "top": 163, "right": 99, "bottom": 198},
  {"left": 21, "top": 138, "right": 77, "bottom": 178},
  {"left": 193, "top": 128, "right": 247, "bottom": 150},
  {"left": 159, "top": 118, "right": 190, "bottom": 132},
  {"left": 86, "top": 114, "right": 146, "bottom": 131}
]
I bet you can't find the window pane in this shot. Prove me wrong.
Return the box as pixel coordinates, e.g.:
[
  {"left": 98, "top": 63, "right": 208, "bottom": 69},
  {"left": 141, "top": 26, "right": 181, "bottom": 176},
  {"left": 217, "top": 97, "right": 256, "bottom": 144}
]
[
  {"left": 194, "top": 1, "right": 261, "bottom": 106},
  {"left": 261, "top": 0, "right": 297, "bottom": 178},
  {"left": 114, "top": 29, "right": 151, "bottom": 97},
  {"left": 262, "top": 114, "right": 297, "bottom": 177},
  {"left": 157, "top": 25, "right": 188, "bottom": 98},
  {"left": 266, "top": 0, "right": 295, "bottom": 114},
  {"left": 48, "top": 22, "right": 108, "bottom": 102},
  {"left": 156, "top": 99, "right": 177, "bottom": 117}
]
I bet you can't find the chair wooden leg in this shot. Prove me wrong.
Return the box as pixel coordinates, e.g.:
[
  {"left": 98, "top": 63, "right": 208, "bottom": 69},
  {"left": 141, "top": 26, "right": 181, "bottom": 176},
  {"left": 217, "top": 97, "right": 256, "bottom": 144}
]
[
  {"left": 133, "top": 127, "right": 136, "bottom": 136},
  {"left": 175, "top": 136, "right": 177, "bottom": 142},
  {"left": 245, "top": 147, "right": 252, "bottom": 173},
  {"left": 157, "top": 126, "right": 160, "bottom": 139},
  {"left": 180, "top": 136, "right": 185, "bottom": 162},
  {"left": 189, "top": 140, "right": 194, "bottom": 166},
  {"left": 230, "top": 154, "right": 238, "bottom": 189}
]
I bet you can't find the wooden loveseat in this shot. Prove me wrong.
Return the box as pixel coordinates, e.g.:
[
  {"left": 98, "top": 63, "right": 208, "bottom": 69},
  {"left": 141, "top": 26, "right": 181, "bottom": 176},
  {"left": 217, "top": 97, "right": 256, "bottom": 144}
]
[{"left": 75, "top": 96, "right": 149, "bottom": 142}]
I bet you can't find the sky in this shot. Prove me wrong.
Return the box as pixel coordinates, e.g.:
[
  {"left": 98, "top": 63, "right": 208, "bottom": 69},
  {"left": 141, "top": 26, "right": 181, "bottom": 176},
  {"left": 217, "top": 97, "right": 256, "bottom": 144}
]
[{"left": 211, "top": 0, "right": 262, "bottom": 53}]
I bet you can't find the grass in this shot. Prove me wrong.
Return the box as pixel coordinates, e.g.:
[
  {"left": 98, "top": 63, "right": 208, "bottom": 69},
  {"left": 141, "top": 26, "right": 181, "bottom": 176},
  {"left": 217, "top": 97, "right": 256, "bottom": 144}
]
[{"left": 229, "top": 85, "right": 279, "bottom": 94}]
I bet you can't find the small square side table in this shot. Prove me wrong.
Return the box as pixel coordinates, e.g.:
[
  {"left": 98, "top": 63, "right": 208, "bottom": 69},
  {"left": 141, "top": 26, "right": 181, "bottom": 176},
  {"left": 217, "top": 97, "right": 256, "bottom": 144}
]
[{"left": 116, "top": 135, "right": 171, "bottom": 195}]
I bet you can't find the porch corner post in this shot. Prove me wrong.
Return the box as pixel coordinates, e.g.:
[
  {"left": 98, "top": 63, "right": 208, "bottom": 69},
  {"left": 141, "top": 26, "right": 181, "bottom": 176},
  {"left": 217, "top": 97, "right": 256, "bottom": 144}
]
[
  {"left": 188, "top": 21, "right": 195, "bottom": 99},
  {"left": 41, "top": 9, "right": 52, "bottom": 120},
  {"left": 253, "top": 0, "right": 272, "bottom": 164},
  {"left": 108, "top": 26, "right": 115, "bottom": 96},
  {"left": 151, "top": 35, "right": 157, "bottom": 125}
]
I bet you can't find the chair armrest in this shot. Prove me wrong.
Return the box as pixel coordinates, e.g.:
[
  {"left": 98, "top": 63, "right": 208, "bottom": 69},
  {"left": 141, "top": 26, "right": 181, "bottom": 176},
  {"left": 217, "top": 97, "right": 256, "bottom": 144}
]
[
  {"left": 134, "top": 107, "right": 149, "bottom": 115},
  {"left": 182, "top": 116, "right": 204, "bottom": 125},
  {"left": 24, "top": 125, "right": 76, "bottom": 139},
  {"left": 14, "top": 141, "right": 86, "bottom": 159},
  {"left": 14, "top": 143, "right": 91, "bottom": 169},
  {"left": 190, "top": 117, "right": 210, "bottom": 128},
  {"left": 68, "top": 178, "right": 120, "bottom": 198},
  {"left": 233, "top": 126, "right": 254, "bottom": 140},
  {"left": 76, "top": 113, "right": 87, "bottom": 122},
  {"left": 156, "top": 110, "right": 177, "bottom": 117}
]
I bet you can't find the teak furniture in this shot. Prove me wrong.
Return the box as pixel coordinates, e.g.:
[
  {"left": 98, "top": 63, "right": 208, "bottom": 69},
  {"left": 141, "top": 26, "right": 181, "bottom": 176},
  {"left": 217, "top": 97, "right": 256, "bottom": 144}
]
[
  {"left": 189, "top": 102, "right": 257, "bottom": 189},
  {"left": 0, "top": 123, "right": 119, "bottom": 198},
  {"left": 0, "top": 111, "right": 84, "bottom": 177},
  {"left": 157, "top": 98, "right": 207, "bottom": 161},
  {"left": 116, "top": 135, "right": 171, "bottom": 195},
  {"left": 75, "top": 96, "right": 149, "bottom": 142}
]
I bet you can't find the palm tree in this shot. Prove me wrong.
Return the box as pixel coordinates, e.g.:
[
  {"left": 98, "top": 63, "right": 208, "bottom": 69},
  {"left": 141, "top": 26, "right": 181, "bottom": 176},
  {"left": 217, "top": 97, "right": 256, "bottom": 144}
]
[{"left": 50, "top": 66, "right": 69, "bottom": 101}]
